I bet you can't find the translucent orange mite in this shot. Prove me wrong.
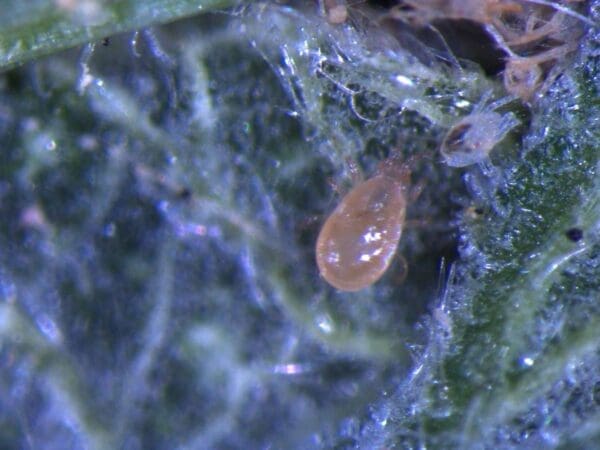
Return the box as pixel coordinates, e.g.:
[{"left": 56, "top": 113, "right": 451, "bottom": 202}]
[{"left": 316, "top": 155, "right": 420, "bottom": 292}]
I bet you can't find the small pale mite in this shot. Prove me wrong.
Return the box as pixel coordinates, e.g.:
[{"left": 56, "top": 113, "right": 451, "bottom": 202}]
[
  {"left": 440, "top": 100, "right": 520, "bottom": 167},
  {"left": 315, "top": 156, "right": 415, "bottom": 292}
]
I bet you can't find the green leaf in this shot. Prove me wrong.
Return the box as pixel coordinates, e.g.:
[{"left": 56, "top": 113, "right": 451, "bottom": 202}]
[{"left": 0, "top": 0, "right": 234, "bottom": 70}]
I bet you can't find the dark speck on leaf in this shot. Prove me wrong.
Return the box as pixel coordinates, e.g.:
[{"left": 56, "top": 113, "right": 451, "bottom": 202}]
[{"left": 565, "top": 227, "right": 583, "bottom": 242}]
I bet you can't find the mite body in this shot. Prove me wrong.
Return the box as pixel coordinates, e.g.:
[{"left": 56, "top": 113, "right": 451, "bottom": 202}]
[
  {"left": 316, "top": 158, "right": 413, "bottom": 292},
  {"left": 440, "top": 109, "right": 520, "bottom": 167}
]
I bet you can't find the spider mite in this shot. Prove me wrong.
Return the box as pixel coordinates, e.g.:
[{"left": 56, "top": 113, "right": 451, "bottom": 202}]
[
  {"left": 315, "top": 154, "right": 422, "bottom": 292},
  {"left": 440, "top": 95, "right": 520, "bottom": 167}
]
